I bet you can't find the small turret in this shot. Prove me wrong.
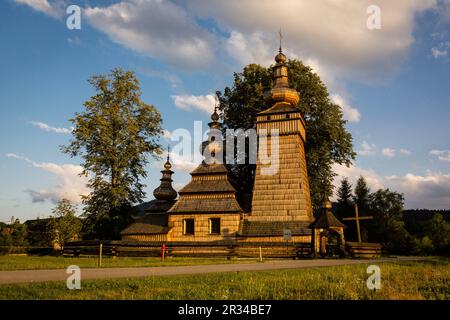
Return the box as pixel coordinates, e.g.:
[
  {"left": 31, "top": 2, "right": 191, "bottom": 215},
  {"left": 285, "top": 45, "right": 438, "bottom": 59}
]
[
  {"left": 153, "top": 148, "right": 177, "bottom": 201},
  {"left": 201, "top": 104, "right": 223, "bottom": 164}
]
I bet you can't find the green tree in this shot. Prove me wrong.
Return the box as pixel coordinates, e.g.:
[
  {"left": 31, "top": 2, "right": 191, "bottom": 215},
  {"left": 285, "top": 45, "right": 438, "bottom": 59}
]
[
  {"left": 26, "top": 218, "right": 53, "bottom": 247},
  {"left": 335, "top": 177, "right": 354, "bottom": 220},
  {"left": 63, "top": 68, "right": 163, "bottom": 239},
  {"left": 369, "top": 189, "right": 409, "bottom": 253},
  {"left": 0, "top": 218, "right": 28, "bottom": 253},
  {"left": 217, "top": 61, "right": 355, "bottom": 209},
  {"left": 10, "top": 217, "right": 28, "bottom": 247},
  {"left": 426, "top": 213, "right": 450, "bottom": 254},
  {"left": 353, "top": 176, "right": 371, "bottom": 213},
  {"left": 48, "top": 199, "right": 82, "bottom": 248}
]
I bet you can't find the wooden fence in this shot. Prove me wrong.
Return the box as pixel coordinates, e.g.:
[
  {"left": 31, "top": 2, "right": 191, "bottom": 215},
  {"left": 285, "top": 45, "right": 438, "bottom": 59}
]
[{"left": 63, "top": 240, "right": 312, "bottom": 259}]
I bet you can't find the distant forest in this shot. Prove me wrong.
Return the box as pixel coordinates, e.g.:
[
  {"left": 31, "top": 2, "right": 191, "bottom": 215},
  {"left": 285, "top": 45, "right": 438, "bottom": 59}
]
[{"left": 403, "top": 209, "right": 450, "bottom": 221}]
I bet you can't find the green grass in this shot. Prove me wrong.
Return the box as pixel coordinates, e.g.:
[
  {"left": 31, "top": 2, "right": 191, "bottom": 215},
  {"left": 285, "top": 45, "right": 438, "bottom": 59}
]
[
  {"left": 0, "top": 259, "right": 448, "bottom": 300},
  {"left": 0, "top": 255, "right": 252, "bottom": 271}
]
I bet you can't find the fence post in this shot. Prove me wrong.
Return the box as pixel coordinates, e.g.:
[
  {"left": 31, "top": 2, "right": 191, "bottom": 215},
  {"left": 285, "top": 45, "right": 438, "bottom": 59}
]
[
  {"left": 98, "top": 242, "right": 103, "bottom": 268},
  {"left": 259, "top": 246, "right": 263, "bottom": 262}
]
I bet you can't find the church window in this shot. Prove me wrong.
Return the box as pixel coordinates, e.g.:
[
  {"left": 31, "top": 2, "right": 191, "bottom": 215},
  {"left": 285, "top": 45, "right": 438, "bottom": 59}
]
[
  {"left": 209, "top": 218, "right": 221, "bottom": 234},
  {"left": 183, "top": 219, "right": 195, "bottom": 235}
]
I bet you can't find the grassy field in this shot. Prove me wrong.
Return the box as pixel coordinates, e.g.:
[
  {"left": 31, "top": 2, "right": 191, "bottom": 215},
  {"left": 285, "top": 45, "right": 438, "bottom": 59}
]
[
  {"left": 0, "top": 255, "right": 251, "bottom": 271},
  {"left": 0, "top": 258, "right": 448, "bottom": 300}
]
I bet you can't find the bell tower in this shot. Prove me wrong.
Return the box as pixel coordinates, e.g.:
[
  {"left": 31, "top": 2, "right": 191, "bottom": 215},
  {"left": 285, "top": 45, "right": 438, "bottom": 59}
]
[{"left": 248, "top": 44, "right": 313, "bottom": 222}]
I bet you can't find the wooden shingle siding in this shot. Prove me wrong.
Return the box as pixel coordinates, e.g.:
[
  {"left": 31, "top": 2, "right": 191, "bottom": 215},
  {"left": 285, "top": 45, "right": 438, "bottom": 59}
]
[{"left": 250, "top": 134, "right": 312, "bottom": 221}]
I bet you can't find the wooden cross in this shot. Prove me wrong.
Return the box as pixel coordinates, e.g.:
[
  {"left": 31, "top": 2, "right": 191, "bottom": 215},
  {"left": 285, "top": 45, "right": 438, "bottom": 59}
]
[{"left": 342, "top": 204, "right": 373, "bottom": 242}]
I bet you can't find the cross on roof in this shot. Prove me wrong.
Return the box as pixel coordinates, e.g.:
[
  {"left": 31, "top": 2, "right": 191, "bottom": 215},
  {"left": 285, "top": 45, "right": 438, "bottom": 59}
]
[
  {"left": 342, "top": 204, "right": 373, "bottom": 242},
  {"left": 279, "top": 28, "right": 283, "bottom": 52}
]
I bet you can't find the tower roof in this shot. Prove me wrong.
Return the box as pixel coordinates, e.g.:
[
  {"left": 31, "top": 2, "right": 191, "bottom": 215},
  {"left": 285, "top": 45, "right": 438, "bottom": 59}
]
[
  {"left": 153, "top": 149, "right": 177, "bottom": 201},
  {"left": 260, "top": 39, "right": 300, "bottom": 114},
  {"left": 309, "top": 200, "right": 346, "bottom": 229},
  {"left": 168, "top": 108, "right": 245, "bottom": 214}
]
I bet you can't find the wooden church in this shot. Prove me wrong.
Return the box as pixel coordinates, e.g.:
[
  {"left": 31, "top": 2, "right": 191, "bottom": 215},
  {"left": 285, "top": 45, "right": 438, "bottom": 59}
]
[{"left": 121, "top": 45, "right": 347, "bottom": 253}]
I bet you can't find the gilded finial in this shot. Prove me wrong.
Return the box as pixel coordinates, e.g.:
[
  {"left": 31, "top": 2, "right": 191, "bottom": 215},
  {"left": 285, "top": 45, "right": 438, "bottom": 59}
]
[
  {"left": 164, "top": 145, "right": 172, "bottom": 170},
  {"left": 211, "top": 99, "right": 219, "bottom": 122},
  {"left": 279, "top": 28, "right": 283, "bottom": 53},
  {"left": 275, "top": 29, "right": 286, "bottom": 64}
]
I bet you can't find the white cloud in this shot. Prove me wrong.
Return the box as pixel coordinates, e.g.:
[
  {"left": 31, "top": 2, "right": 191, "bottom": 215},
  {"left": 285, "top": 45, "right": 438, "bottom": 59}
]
[
  {"left": 333, "top": 163, "right": 450, "bottom": 209},
  {"left": 386, "top": 171, "right": 450, "bottom": 209},
  {"left": 30, "top": 121, "right": 72, "bottom": 134},
  {"left": 431, "top": 47, "right": 448, "bottom": 58},
  {"left": 382, "top": 147, "right": 396, "bottom": 158},
  {"left": 399, "top": 148, "right": 412, "bottom": 155},
  {"left": 6, "top": 153, "right": 89, "bottom": 204},
  {"left": 430, "top": 149, "right": 450, "bottom": 161},
  {"left": 358, "top": 141, "right": 377, "bottom": 156},
  {"left": 357, "top": 144, "right": 410, "bottom": 158},
  {"left": 330, "top": 94, "right": 361, "bottom": 123},
  {"left": 333, "top": 163, "right": 385, "bottom": 193},
  {"left": 172, "top": 94, "right": 216, "bottom": 114},
  {"left": 67, "top": 36, "right": 81, "bottom": 46},
  {"left": 189, "top": 0, "right": 438, "bottom": 80},
  {"left": 162, "top": 129, "right": 173, "bottom": 140},
  {"left": 16, "top": 0, "right": 440, "bottom": 80},
  {"left": 168, "top": 152, "right": 198, "bottom": 173},
  {"left": 152, "top": 151, "right": 197, "bottom": 173},
  {"left": 139, "top": 67, "right": 180, "bottom": 89},
  {"left": 14, "top": 0, "right": 64, "bottom": 18},
  {"left": 84, "top": 0, "right": 215, "bottom": 70},
  {"left": 225, "top": 30, "right": 274, "bottom": 67}
]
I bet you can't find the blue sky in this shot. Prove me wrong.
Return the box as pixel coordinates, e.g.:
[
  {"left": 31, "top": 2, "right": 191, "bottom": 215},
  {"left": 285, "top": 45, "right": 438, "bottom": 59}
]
[{"left": 1, "top": 0, "right": 450, "bottom": 223}]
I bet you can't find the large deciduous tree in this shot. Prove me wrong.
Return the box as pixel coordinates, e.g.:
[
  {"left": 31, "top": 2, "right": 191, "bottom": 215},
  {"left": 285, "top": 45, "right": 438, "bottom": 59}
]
[
  {"left": 63, "top": 68, "right": 163, "bottom": 239},
  {"left": 217, "top": 61, "right": 355, "bottom": 209}
]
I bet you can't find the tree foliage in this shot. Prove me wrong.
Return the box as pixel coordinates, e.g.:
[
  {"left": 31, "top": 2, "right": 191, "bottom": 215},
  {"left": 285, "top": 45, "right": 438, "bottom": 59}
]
[
  {"left": 217, "top": 61, "right": 355, "bottom": 209},
  {"left": 0, "top": 217, "right": 28, "bottom": 252},
  {"left": 368, "top": 189, "right": 409, "bottom": 252},
  {"left": 48, "top": 199, "right": 82, "bottom": 248},
  {"left": 63, "top": 68, "right": 163, "bottom": 239},
  {"left": 353, "top": 176, "right": 371, "bottom": 213},
  {"left": 335, "top": 177, "right": 354, "bottom": 220}
]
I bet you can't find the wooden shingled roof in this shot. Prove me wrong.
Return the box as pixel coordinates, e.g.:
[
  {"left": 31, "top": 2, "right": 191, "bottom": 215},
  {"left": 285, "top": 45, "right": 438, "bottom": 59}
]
[
  {"left": 169, "top": 161, "right": 245, "bottom": 214},
  {"left": 309, "top": 207, "right": 346, "bottom": 229},
  {"left": 121, "top": 199, "right": 176, "bottom": 235},
  {"left": 120, "top": 213, "right": 169, "bottom": 235},
  {"left": 240, "top": 220, "right": 312, "bottom": 237}
]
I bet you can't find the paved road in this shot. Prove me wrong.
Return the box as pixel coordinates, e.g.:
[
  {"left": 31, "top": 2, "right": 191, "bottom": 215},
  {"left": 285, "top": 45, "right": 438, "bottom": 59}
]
[{"left": 0, "top": 257, "right": 424, "bottom": 285}]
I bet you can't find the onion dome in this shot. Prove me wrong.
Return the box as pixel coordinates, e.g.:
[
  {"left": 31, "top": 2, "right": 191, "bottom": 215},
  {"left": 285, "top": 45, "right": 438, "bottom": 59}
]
[
  {"left": 275, "top": 50, "right": 287, "bottom": 64},
  {"left": 309, "top": 199, "right": 346, "bottom": 229},
  {"left": 264, "top": 45, "right": 300, "bottom": 107},
  {"left": 200, "top": 105, "right": 223, "bottom": 164},
  {"left": 153, "top": 150, "right": 177, "bottom": 201},
  {"left": 324, "top": 199, "right": 333, "bottom": 209}
]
